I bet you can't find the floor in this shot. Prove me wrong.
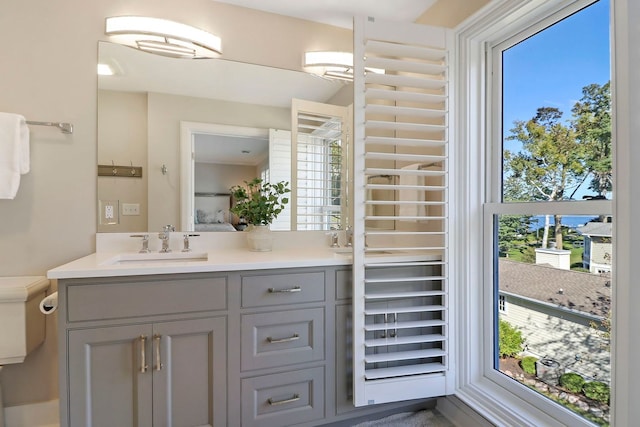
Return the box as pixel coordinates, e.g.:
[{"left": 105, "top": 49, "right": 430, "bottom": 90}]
[{"left": 351, "top": 409, "right": 454, "bottom": 427}]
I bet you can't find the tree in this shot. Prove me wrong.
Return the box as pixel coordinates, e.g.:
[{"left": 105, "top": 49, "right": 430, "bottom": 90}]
[
  {"left": 498, "top": 215, "right": 532, "bottom": 255},
  {"left": 504, "top": 107, "right": 585, "bottom": 249},
  {"left": 571, "top": 82, "right": 612, "bottom": 200}
]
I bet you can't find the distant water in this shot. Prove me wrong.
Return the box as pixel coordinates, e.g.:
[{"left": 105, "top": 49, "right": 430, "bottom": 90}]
[{"left": 529, "top": 215, "right": 598, "bottom": 230}]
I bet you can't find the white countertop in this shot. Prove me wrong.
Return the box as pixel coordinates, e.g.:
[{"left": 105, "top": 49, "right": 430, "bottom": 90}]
[
  {"left": 47, "top": 231, "right": 442, "bottom": 279},
  {"left": 47, "top": 247, "right": 352, "bottom": 279}
]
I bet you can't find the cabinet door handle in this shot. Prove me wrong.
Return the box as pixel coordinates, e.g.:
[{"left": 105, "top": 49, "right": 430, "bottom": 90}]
[
  {"left": 154, "top": 334, "right": 163, "bottom": 371},
  {"left": 267, "top": 394, "right": 300, "bottom": 406},
  {"left": 268, "top": 286, "right": 301, "bottom": 293},
  {"left": 139, "top": 335, "right": 148, "bottom": 373},
  {"left": 267, "top": 333, "right": 300, "bottom": 344}
]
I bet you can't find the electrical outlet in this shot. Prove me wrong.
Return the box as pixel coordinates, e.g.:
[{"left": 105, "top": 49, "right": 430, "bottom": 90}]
[
  {"left": 99, "top": 200, "right": 119, "bottom": 225},
  {"left": 122, "top": 203, "right": 140, "bottom": 216}
]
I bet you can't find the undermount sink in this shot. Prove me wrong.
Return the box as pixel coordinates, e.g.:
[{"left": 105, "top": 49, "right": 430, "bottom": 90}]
[{"left": 102, "top": 251, "right": 209, "bottom": 265}]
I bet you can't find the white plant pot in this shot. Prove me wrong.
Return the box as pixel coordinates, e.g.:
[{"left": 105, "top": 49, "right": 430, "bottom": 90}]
[{"left": 246, "top": 224, "right": 273, "bottom": 252}]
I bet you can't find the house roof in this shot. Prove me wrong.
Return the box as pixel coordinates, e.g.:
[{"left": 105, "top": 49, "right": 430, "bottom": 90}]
[
  {"left": 498, "top": 259, "right": 611, "bottom": 317},
  {"left": 576, "top": 221, "right": 612, "bottom": 237}
]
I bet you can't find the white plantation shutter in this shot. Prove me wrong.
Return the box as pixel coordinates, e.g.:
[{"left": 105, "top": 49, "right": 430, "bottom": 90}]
[
  {"left": 352, "top": 16, "right": 452, "bottom": 406},
  {"left": 268, "top": 129, "right": 291, "bottom": 230},
  {"left": 292, "top": 99, "right": 350, "bottom": 230}
]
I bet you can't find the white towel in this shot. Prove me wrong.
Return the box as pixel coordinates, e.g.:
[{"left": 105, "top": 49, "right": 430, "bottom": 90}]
[
  {"left": 398, "top": 163, "right": 426, "bottom": 220},
  {"left": 0, "top": 112, "right": 29, "bottom": 199}
]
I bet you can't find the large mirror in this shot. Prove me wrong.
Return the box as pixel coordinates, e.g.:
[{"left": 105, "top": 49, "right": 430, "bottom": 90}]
[{"left": 97, "top": 41, "right": 352, "bottom": 233}]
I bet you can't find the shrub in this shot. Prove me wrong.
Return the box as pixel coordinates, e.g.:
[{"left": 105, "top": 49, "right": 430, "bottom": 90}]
[
  {"left": 498, "top": 319, "right": 523, "bottom": 358},
  {"left": 583, "top": 381, "right": 610, "bottom": 403},
  {"left": 520, "top": 356, "right": 537, "bottom": 375},
  {"left": 559, "top": 372, "right": 585, "bottom": 393}
]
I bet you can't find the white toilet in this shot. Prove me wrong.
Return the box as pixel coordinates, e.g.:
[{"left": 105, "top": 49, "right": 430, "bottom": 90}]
[{"left": 0, "top": 276, "right": 50, "bottom": 427}]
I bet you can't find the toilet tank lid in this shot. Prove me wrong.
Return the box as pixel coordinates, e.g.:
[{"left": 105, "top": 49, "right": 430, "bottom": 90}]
[{"left": 0, "top": 276, "right": 50, "bottom": 302}]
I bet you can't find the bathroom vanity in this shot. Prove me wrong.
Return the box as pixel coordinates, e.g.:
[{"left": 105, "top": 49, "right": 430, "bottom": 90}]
[{"left": 49, "top": 233, "right": 436, "bottom": 427}]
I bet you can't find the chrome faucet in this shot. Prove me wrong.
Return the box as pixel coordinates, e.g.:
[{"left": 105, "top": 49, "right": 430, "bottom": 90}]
[
  {"left": 182, "top": 233, "right": 200, "bottom": 252},
  {"left": 345, "top": 226, "right": 353, "bottom": 247},
  {"left": 159, "top": 225, "right": 175, "bottom": 253},
  {"left": 130, "top": 234, "right": 150, "bottom": 253},
  {"left": 330, "top": 232, "right": 340, "bottom": 248}
]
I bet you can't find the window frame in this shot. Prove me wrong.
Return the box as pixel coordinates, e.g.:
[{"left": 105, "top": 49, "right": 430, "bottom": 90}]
[{"left": 453, "top": 0, "right": 615, "bottom": 425}]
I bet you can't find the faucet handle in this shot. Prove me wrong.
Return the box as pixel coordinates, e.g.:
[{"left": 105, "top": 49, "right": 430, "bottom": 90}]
[
  {"left": 182, "top": 234, "right": 200, "bottom": 252},
  {"left": 345, "top": 226, "right": 353, "bottom": 247},
  {"left": 163, "top": 225, "right": 175, "bottom": 233},
  {"left": 330, "top": 232, "right": 340, "bottom": 248},
  {"left": 130, "top": 234, "right": 150, "bottom": 253}
]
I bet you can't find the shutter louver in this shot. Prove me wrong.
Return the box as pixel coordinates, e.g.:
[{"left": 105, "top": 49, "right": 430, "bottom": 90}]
[{"left": 352, "top": 16, "right": 452, "bottom": 406}]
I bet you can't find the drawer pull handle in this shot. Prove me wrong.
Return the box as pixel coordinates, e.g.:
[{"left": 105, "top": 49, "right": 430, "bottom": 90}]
[
  {"left": 267, "top": 333, "right": 300, "bottom": 344},
  {"left": 268, "top": 394, "right": 300, "bottom": 406},
  {"left": 139, "top": 335, "right": 148, "bottom": 373},
  {"left": 154, "top": 334, "right": 163, "bottom": 371},
  {"left": 268, "top": 286, "right": 301, "bottom": 293}
]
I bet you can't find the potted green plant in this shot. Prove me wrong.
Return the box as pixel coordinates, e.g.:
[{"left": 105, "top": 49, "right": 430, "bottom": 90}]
[{"left": 229, "top": 178, "right": 290, "bottom": 251}]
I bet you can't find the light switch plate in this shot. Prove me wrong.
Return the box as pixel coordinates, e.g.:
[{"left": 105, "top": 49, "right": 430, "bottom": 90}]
[
  {"left": 122, "top": 203, "right": 140, "bottom": 216},
  {"left": 99, "top": 200, "right": 119, "bottom": 225}
]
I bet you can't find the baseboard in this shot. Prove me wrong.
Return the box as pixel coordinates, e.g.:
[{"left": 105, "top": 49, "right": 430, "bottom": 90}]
[
  {"left": 436, "top": 395, "right": 495, "bottom": 427},
  {"left": 4, "top": 399, "right": 59, "bottom": 427}
]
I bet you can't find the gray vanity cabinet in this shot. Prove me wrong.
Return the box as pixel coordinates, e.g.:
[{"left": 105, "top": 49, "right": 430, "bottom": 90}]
[
  {"left": 68, "top": 324, "right": 153, "bottom": 427},
  {"left": 335, "top": 268, "right": 362, "bottom": 415},
  {"left": 60, "top": 274, "right": 228, "bottom": 427},
  {"left": 59, "top": 267, "right": 432, "bottom": 427},
  {"left": 67, "top": 317, "right": 226, "bottom": 427},
  {"left": 152, "top": 317, "right": 227, "bottom": 427}
]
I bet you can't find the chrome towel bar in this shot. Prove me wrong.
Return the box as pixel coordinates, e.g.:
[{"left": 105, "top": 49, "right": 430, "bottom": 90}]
[{"left": 26, "top": 120, "right": 73, "bottom": 134}]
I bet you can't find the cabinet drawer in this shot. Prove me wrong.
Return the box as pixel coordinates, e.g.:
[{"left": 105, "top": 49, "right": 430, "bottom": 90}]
[
  {"left": 241, "top": 271, "right": 325, "bottom": 308},
  {"left": 241, "top": 308, "right": 324, "bottom": 371},
  {"left": 241, "top": 366, "right": 325, "bottom": 427},
  {"left": 67, "top": 276, "right": 227, "bottom": 322}
]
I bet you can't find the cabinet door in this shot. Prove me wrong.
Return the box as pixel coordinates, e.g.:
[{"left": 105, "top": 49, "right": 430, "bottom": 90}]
[
  {"left": 335, "top": 303, "right": 356, "bottom": 415},
  {"left": 68, "top": 324, "right": 153, "bottom": 427},
  {"left": 152, "top": 317, "right": 227, "bottom": 427}
]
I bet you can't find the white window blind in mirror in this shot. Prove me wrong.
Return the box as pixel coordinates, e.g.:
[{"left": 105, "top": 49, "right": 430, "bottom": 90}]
[
  {"left": 268, "top": 128, "right": 292, "bottom": 230},
  {"left": 352, "top": 16, "right": 452, "bottom": 406},
  {"left": 292, "top": 99, "right": 350, "bottom": 231}
]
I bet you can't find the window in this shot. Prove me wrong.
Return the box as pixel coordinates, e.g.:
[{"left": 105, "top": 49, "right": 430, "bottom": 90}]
[
  {"left": 292, "top": 99, "right": 350, "bottom": 231},
  {"left": 498, "top": 295, "right": 506, "bottom": 312},
  {"left": 489, "top": 2, "right": 611, "bottom": 424},
  {"left": 455, "top": 0, "right": 613, "bottom": 425}
]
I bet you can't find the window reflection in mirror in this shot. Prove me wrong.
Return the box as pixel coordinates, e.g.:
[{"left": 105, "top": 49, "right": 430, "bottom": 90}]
[
  {"left": 97, "top": 41, "right": 353, "bottom": 233},
  {"left": 292, "top": 99, "right": 351, "bottom": 231}
]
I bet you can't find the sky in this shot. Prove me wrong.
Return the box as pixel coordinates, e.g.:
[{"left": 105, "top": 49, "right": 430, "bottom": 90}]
[{"left": 502, "top": 0, "right": 610, "bottom": 198}]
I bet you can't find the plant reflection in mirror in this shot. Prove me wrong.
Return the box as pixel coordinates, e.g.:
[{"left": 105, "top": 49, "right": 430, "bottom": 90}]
[{"left": 229, "top": 178, "right": 290, "bottom": 226}]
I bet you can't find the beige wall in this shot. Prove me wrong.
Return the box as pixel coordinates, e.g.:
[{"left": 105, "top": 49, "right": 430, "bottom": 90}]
[
  {"left": 195, "top": 163, "right": 257, "bottom": 195},
  {"left": 97, "top": 90, "right": 148, "bottom": 233},
  {"left": 0, "top": 0, "right": 349, "bottom": 407},
  {"left": 0, "top": 0, "right": 486, "bottom": 409}
]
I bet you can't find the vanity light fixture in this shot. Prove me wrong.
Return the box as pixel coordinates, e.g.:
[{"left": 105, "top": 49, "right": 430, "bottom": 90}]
[
  {"left": 105, "top": 16, "right": 222, "bottom": 59},
  {"left": 303, "top": 51, "right": 384, "bottom": 81}
]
